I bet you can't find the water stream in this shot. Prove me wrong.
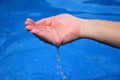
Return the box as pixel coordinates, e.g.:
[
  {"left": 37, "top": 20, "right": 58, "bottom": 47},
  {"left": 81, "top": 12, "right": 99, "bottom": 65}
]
[{"left": 55, "top": 46, "right": 68, "bottom": 80}]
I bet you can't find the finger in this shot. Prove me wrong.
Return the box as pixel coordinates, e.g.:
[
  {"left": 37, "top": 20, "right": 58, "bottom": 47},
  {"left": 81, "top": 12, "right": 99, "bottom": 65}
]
[
  {"left": 36, "top": 16, "right": 54, "bottom": 26},
  {"left": 35, "top": 18, "right": 46, "bottom": 26},
  {"left": 26, "top": 18, "right": 35, "bottom": 24},
  {"left": 25, "top": 25, "right": 34, "bottom": 31},
  {"left": 25, "top": 18, "right": 35, "bottom": 26}
]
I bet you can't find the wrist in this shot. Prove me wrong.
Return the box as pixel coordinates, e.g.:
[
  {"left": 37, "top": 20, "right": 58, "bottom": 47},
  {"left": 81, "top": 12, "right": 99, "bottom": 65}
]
[{"left": 77, "top": 18, "right": 95, "bottom": 38}]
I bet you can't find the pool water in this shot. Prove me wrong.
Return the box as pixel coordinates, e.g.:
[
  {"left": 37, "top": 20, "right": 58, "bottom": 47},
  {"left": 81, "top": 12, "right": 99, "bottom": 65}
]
[{"left": 0, "top": 0, "right": 120, "bottom": 80}]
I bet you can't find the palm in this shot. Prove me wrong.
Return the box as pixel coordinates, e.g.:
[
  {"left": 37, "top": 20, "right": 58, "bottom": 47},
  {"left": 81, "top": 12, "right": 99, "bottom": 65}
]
[{"left": 25, "top": 14, "right": 82, "bottom": 46}]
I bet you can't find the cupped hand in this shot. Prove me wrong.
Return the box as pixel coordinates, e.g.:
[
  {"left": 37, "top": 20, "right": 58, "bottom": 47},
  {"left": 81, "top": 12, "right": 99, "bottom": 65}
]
[{"left": 25, "top": 14, "right": 86, "bottom": 46}]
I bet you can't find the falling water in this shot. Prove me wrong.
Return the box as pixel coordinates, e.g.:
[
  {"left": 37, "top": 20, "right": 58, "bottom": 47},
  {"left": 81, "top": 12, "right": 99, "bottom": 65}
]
[{"left": 55, "top": 46, "right": 68, "bottom": 80}]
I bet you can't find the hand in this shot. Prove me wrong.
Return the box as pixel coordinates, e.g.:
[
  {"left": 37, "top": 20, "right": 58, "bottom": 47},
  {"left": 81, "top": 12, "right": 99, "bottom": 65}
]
[
  {"left": 25, "top": 14, "right": 86, "bottom": 46},
  {"left": 25, "top": 14, "right": 120, "bottom": 48}
]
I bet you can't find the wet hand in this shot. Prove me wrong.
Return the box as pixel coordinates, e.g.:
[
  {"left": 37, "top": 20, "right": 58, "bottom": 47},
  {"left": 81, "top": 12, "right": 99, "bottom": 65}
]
[{"left": 25, "top": 14, "right": 85, "bottom": 46}]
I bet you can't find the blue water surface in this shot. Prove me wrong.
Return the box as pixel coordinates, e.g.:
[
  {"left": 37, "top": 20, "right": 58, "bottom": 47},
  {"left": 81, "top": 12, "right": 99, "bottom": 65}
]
[{"left": 0, "top": 0, "right": 120, "bottom": 80}]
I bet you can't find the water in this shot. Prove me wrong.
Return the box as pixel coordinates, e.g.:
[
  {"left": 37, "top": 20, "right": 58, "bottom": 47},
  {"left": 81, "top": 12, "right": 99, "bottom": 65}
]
[
  {"left": 56, "top": 46, "right": 68, "bottom": 80},
  {"left": 0, "top": 0, "right": 120, "bottom": 80}
]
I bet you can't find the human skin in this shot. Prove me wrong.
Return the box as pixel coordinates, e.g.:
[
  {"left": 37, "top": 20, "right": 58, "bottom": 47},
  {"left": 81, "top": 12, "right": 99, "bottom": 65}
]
[{"left": 25, "top": 14, "right": 120, "bottom": 48}]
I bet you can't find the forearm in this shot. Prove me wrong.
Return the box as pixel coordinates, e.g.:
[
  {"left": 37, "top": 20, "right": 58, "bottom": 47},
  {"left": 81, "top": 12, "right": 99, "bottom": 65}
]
[{"left": 81, "top": 19, "right": 120, "bottom": 48}]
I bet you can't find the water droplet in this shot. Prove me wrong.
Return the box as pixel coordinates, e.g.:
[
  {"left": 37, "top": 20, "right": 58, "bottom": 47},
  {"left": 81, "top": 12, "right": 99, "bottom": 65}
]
[
  {"left": 56, "top": 65, "right": 62, "bottom": 70},
  {"left": 62, "top": 75, "right": 68, "bottom": 80},
  {"left": 56, "top": 54, "right": 61, "bottom": 62}
]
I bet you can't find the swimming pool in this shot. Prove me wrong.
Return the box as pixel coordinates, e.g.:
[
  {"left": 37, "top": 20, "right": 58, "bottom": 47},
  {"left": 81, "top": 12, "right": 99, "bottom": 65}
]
[{"left": 0, "top": 0, "right": 120, "bottom": 80}]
